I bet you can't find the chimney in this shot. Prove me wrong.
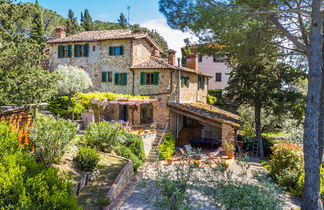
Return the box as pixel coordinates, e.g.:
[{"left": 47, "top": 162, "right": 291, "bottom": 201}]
[
  {"left": 168, "top": 49, "right": 176, "bottom": 66},
  {"left": 55, "top": 26, "right": 66, "bottom": 39},
  {"left": 186, "top": 54, "right": 198, "bottom": 72},
  {"left": 151, "top": 49, "right": 160, "bottom": 57}
]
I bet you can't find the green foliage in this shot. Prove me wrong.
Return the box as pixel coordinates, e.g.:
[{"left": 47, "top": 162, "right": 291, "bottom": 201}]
[
  {"left": 75, "top": 146, "right": 100, "bottom": 172},
  {"left": 82, "top": 121, "right": 127, "bottom": 153},
  {"left": 159, "top": 133, "right": 175, "bottom": 160},
  {"left": 81, "top": 9, "right": 93, "bottom": 31},
  {"left": 55, "top": 65, "right": 93, "bottom": 97},
  {"left": 207, "top": 94, "right": 217, "bottom": 105},
  {"left": 0, "top": 1, "right": 60, "bottom": 106},
  {"left": 0, "top": 121, "right": 80, "bottom": 209},
  {"left": 241, "top": 136, "right": 276, "bottom": 157},
  {"left": 124, "top": 133, "right": 145, "bottom": 161},
  {"left": 115, "top": 145, "right": 143, "bottom": 171},
  {"left": 48, "top": 96, "right": 86, "bottom": 120},
  {"left": 224, "top": 142, "right": 235, "bottom": 153},
  {"left": 65, "top": 9, "right": 80, "bottom": 35},
  {"left": 117, "top": 13, "right": 128, "bottom": 27},
  {"left": 29, "top": 114, "right": 77, "bottom": 167}
]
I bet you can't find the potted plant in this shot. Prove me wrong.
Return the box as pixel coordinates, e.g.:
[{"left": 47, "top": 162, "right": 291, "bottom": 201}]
[
  {"left": 225, "top": 143, "right": 235, "bottom": 159},
  {"left": 193, "top": 160, "right": 201, "bottom": 167},
  {"left": 166, "top": 157, "right": 173, "bottom": 165}
]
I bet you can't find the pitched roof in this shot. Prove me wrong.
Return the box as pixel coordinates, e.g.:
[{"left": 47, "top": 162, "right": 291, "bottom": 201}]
[
  {"left": 131, "top": 57, "right": 212, "bottom": 77},
  {"left": 168, "top": 102, "right": 242, "bottom": 128},
  {"left": 47, "top": 29, "right": 163, "bottom": 52}
]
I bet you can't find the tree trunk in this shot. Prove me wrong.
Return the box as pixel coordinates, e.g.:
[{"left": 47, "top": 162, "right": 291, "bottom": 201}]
[
  {"left": 255, "top": 104, "right": 264, "bottom": 157},
  {"left": 303, "top": 0, "right": 323, "bottom": 209}
]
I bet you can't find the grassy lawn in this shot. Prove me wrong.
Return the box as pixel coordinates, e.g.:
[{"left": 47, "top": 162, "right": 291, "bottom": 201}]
[{"left": 77, "top": 153, "right": 127, "bottom": 209}]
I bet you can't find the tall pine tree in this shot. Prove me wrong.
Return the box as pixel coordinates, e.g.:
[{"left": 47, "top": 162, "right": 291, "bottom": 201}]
[
  {"left": 117, "top": 13, "right": 128, "bottom": 27},
  {"left": 65, "top": 9, "right": 79, "bottom": 35},
  {"left": 30, "top": 1, "right": 45, "bottom": 51},
  {"left": 81, "top": 9, "right": 93, "bottom": 31}
]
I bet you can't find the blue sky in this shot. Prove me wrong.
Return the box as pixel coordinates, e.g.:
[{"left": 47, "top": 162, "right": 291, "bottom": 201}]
[{"left": 19, "top": 0, "right": 196, "bottom": 58}]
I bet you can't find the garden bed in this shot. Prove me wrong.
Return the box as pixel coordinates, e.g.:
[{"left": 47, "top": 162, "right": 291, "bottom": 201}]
[{"left": 54, "top": 145, "right": 127, "bottom": 209}]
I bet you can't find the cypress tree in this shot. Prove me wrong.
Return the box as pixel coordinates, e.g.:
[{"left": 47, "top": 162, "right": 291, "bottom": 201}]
[
  {"left": 30, "top": 1, "right": 45, "bottom": 51},
  {"left": 81, "top": 9, "right": 93, "bottom": 31},
  {"left": 117, "top": 13, "right": 128, "bottom": 27},
  {"left": 65, "top": 9, "right": 79, "bottom": 35}
]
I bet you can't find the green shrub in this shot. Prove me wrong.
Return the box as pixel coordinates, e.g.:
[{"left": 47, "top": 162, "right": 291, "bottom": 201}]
[
  {"left": 115, "top": 145, "right": 143, "bottom": 171},
  {"left": 75, "top": 146, "right": 100, "bottom": 172},
  {"left": 124, "top": 133, "right": 145, "bottom": 160},
  {"left": 159, "top": 133, "right": 175, "bottom": 160},
  {"left": 0, "top": 121, "right": 80, "bottom": 209},
  {"left": 48, "top": 96, "right": 85, "bottom": 120},
  {"left": 29, "top": 114, "right": 77, "bottom": 167},
  {"left": 83, "top": 121, "right": 126, "bottom": 152},
  {"left": 207, "top": 95, "right": 218, "bottom": 105},
  {"left": 241, "top": 136, "right": 275, "bottom": 157}
]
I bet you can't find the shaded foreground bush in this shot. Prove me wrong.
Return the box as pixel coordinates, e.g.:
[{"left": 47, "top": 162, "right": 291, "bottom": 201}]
[
  {"left": 75, "top": 146, "right": 100, "bottom": 172},
  {"left": 265, "top": 142, "right": 324, "bottom": 198},
  {"left": 0, "top": 121, "right": 80, "bottom": 209},
  {"left": 48, "top": 96, "right": 85, "bottom": 120},
  {"left": 82, "top": 121, "right": 145, "bottom": 170},
  {"left": 29, "top": 114, "right": 77, "bottom": 167}
]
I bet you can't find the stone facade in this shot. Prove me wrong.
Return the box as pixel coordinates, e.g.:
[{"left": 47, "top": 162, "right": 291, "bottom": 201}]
[{"left": 221, "top": 123, "right": 235, "bottom": 147}]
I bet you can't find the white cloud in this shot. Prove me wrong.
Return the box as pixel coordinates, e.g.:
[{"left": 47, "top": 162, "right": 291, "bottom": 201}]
[{"left": 140, "top": 18, "right": 197, "bottom": 59}]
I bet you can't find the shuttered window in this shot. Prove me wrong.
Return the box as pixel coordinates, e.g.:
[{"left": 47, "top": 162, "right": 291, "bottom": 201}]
[
  {"left": 140, "top": 72, "right": 159, "bottom": 85},
  {"left": 198, "top": 76, "right": 205, "bottom": 90},
  {"left": 58, "top": 45, "right": 72, "bottom": 58},
  {"left": 74, "top": 44, "right": 89, "bottom": 57},
  {"left": 102, "top": 72, "right": 108, "bottom": 82},
  {"left": 109, "top": 46, "right": 124, "bottom": 55},
  {"left": 114, "top": 73, "right": 127, "bottom": 85},
  {"left": 181, "top": 76, "right": 190, "bottom": 87}
]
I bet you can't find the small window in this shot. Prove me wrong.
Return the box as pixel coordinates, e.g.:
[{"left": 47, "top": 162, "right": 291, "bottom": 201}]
[
  {"left": 108, "top": 72, "right": 113, "bottom": 82},
  {"left": 146, "top": 73, "right": 154, "bottom": 85},
  {"left": 114, "top": 72, "right": 127, "bottom": 85},
  {"left": 213, "top": 55, "right": 224, "bottom": 62},
  {"left": 215, "top": 73, "right": 222, "bottom": 82},
  {"left": 181, "top": 76, "right": 190, "bottom": 87},
  {"left": 198, "top": 76, "right": 205, "bottom": 90},
  {"left": 93, "top": 46, "right": 96, "bottom": 51},
  {"left": 63, "top": 46, "right": 69, "bottom": 57},
  {"left": 109, "top": 46, "right": 124, "bottom": 56},
  {"left": 58, "top": 45, "right": 72, "bottom": 58},
  {"left": 140, "top": 72, "right": 159, "bottom": 85},
  {"left": 198, "top": 55, "right": 203, "bottom": 62},
  {"left": 74, "top": 44, "right": 89, "bottom": 57}
]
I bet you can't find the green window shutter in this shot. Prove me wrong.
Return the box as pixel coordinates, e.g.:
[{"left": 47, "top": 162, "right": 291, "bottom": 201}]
[
  {"left": 67, "top": 45, "right": 72, "bottom": 57},
  {"left": 202, "top": 77, "right": 205, "bottom": 90},
  {"left": 140, "top": 72, "right": 146, "bottom": 85},
  {"left": 102, "top": 72, "right": 107, "bottom": 82},
  {"left": 198, "top": 76, "right": 201, "bottom": 89},
  {"left": 120, "top": 46, "right": 124, "bottom": 55},
  {"left": 84, "top": 44, "right": 89, "bottom": 57},
  {"left": 114, "top": 73, "right": 119, "bottom": 85},
  {"left": 186, "top": 77, "right": 190, "bottom": 87},
  {"left": 181, "top": 76, "right": 185, "bottom": 87},
  {"left": 58, "top": 46, "right": 63, "bottom": 58},
  {"left": 153, "top": 72, "right": 159, "bottom": 85},
  {"left": 109, "top": 47, "right": 113, "bottom": 55},
  {"left": 74, "top": 44, "right": 79, "bottom": 57},
  {"left": 122, "top": 72, "right": 127, "bottom": 85}
]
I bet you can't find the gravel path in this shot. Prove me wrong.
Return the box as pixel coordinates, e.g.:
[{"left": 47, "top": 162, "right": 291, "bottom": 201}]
[{"left": 120, "top": 158, "right": 301, "bottom": 210}]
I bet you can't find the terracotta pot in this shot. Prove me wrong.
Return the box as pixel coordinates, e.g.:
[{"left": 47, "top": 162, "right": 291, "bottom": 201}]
[
  {"left": 194, "top": 161, "right": 201, "bottom": 167},
  {"left": 167, "top": 158, "right": 173, "bottom": 165},
  {"left": 227, "top": 152, "right": 234, "bottom": 159}
]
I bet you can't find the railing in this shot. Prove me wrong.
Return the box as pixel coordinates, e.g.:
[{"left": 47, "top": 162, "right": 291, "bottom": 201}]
[{"left": 157, "top": 122, "right": 169, "bottom": 147}]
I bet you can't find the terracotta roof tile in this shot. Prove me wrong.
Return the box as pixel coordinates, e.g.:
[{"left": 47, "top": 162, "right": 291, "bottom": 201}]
[
  {"left": 168, "top": 102, "right": 242, "bottom": 127},
  {"left": 131, "top": 57, "right": 212, "bottom": 77},
  {"left": 47, "top": 29, "right": 163, "bottom": 52}
]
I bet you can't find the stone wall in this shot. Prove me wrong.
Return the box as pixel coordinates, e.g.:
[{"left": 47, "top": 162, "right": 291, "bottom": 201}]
[
  {"left": 133, "top": 39, "right": 155, "bottom": 65},
  {"left": 221, "top": 123, "right": 235, "bottom": 148},
  {"left": 141, "top": 132, "right": 157, "bottom": 157},
  {"left": 179, "top": 71, "right": 208, "bottom": 103}
]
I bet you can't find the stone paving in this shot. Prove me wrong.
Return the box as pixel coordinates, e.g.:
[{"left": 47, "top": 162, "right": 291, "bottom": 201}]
[{"left": 120, "top": 158, "right": 301, "bottom": 210}]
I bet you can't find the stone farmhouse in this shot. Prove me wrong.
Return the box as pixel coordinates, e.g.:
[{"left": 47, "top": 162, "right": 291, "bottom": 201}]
[{"left": 47, "top": 27, "right": 241, "bottom": 148}]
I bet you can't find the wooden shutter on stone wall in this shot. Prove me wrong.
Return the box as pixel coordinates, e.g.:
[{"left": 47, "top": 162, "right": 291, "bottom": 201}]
[
  {"left": 140, "top": 72, "right": 146, "bottom": 85},
  {"left": 120, "top": 46, "right": 124, "bottom": 55},
  {"left": 67, "top": 45, "right": 72, "bottom": 57},
  {"left": 109, "top": 47, "right": 113, "bottom": 55},
  {"left": 84, "top": 44, "right": 89, "bottom": 57},
  {"left": 58, "top": 46, "right": 63, "bottom": 58},
  {"left": 153, "top": 72, "right": 159, "bottom": 85},
  {"left": 74, "top": 44, "right": 79, "bottom": 57},
  {"left": 114, "top": 73, "right": 119, "bottom": 85},
  {"left": 102, "top": 72, "right": 107, "bottom": 82},
  {"left": 122, "top": 72, "right": 127, "bottom": 85}
]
